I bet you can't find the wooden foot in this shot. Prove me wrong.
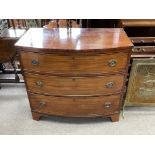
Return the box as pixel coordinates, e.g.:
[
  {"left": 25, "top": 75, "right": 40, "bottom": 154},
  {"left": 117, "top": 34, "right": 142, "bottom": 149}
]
[
  {"left": 110, "top": 114, "right": 119, "bottom": 122},
  {"left": 32, "top": 112, "right": 42, "bottom": 121}
]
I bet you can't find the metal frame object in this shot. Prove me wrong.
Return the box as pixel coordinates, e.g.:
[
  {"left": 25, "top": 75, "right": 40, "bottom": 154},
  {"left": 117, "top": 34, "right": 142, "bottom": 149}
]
[{"left": 125, "top": 58, "right": 155, "bottom": 106}]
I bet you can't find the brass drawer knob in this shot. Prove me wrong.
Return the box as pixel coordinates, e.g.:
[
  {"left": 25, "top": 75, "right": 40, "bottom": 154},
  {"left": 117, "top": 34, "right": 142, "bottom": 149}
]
[
  {"left": 104, "top": 102, "right": 112, "bottom": 108},
  {"left": 105, "top": 82, "right": 114, "bottom": 88},
  {"left": 31, "top": 59, "right": 39, "bottom": 65},
  {"left": 35, "top": 81, "right": 44, "bottom": 87},
  {"left": 108, "top": 59, "right": 117, "bottom": 67},
  {"left": 140, "top": 40, "right": 144, "bottom": 43},
  {"left": 39, "top": 101, "right": 46, "bottom": 108}
]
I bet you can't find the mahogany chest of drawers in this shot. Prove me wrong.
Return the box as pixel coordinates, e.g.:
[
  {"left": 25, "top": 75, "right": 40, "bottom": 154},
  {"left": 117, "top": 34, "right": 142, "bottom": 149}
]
[{"left": 15, "top": 28, "right": 132, "bottom": 122}]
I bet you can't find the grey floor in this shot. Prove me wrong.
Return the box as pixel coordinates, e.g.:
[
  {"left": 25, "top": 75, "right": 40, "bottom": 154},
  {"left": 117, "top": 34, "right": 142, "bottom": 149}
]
[{"left": 0, "top": 83, "right": 155, "bottom": 135}]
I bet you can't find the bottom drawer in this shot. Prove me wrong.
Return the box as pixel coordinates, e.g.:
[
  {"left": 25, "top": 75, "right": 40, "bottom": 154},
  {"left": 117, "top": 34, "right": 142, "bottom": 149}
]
[{"left": 29, "top": 94, "right": 121, "bottom": 117}]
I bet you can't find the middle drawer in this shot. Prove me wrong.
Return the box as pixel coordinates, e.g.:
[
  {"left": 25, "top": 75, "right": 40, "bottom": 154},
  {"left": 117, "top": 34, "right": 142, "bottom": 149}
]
[{"left": 25, "top": 73, "right": 125, "bottom": 96}]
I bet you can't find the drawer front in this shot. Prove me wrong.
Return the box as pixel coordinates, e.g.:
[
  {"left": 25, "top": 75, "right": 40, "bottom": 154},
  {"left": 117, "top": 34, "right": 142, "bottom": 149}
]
[
  {"left": 25, "top": 73, "right": 125, "bottom": 96},
  {"left": 130, "top": 37, "right": 155, "bottom": 44},
  {"left": 29, "top": 94, "right": 121, "bottom": 117},
  {"left": 20, "top": 51, "right": 129, "bottom": 74},
  {"left": 132, "top": 46, "right": 155, "bottom": 53}
]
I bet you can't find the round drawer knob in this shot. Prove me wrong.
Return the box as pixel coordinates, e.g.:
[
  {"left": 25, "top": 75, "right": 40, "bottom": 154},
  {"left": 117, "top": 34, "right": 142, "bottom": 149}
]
[
  {"left": 105, "top": 82, "right": 114, "bottom": 88},
  {"left": 142, "top": 48, "right": 146, "bottom": 52},
  {"left": 104, "top": 102, "right": 112, "bottom": 108},
  {"left": 36, "top": 81, "right": 44, "bottom": 87},
  {"left": 140, "top": 40, "right": 144, "bottom": 43},
  {"left": 39, "top": 101, "right": 46, "bottom": 108},
  {"left": 108, "top": 59, "right": 117, "bottom": 67},
  {"left": 31, "top": 59, "right": 39, "bottom": 65}
]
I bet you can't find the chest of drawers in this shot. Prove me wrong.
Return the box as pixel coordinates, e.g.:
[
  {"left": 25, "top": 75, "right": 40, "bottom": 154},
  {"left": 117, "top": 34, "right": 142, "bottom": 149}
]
[{"left": 15, "top": 28, "right": 132, "bottom": 122}]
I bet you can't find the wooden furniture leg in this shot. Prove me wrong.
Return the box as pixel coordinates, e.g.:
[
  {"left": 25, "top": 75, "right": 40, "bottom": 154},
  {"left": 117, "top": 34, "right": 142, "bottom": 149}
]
[
  {"left": 32, "top": 112, "right": 42, "bottom": 121},
  {"left": 110, "top": 114, "right": 119, "bottom": 122}
]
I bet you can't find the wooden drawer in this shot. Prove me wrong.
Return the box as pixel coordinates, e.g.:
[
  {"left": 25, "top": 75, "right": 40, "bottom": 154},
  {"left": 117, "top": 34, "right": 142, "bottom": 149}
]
[
  {"left": 132, "top": 46, "right": 155, "bottom": 53},
  {"left": 25, "top": 73, "right": 125, "bottom": 96},
  {"left": 130, "top": 37, "right": 155, "bottom": 44},
  {"left": 20, "top": 51, "right": 129, "bottom": 75},
  {"left": 29, "top": 93, "right": 121, "bottom": 117}
]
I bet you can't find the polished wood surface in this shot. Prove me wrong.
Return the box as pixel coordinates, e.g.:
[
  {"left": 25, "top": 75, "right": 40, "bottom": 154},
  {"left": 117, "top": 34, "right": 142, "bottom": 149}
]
[
  {"left": 0, "top": 40, "right": 17, "bottom": 62},
  {"left": 25, "top": 73, "right": 125, "bottom": 96},
  {"left": 15, "top": 28, "right": 132, "bottom": 50},
  {"left": 120, "top": 20, "right": 155, "bottom": 27},
  {"left": 30, "top": 93, "right": 121, "bottom": 117},
  {"left": 0, "top": 29, "right": 26, "bottom": 62},
  {"left": 16, "top": 28, "right": 132, "bottom": 122},
  {"left": 20, "top": 50, "right": 129, "bottom": 75}
]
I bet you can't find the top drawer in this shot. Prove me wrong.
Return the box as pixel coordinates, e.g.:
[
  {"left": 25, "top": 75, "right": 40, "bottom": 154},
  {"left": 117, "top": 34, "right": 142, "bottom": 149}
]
[{"left": 20, "top": 51, "right": 129, "bottom": 75}]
